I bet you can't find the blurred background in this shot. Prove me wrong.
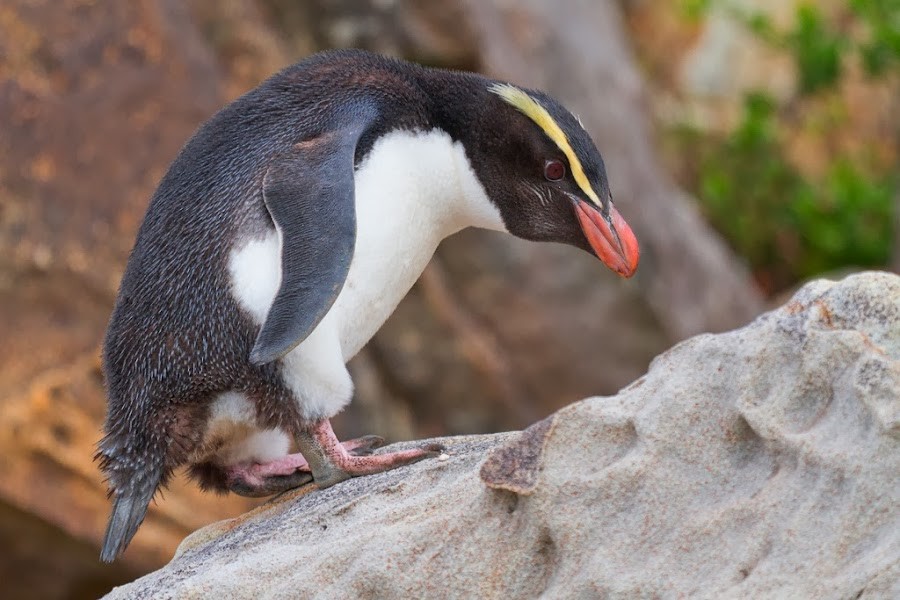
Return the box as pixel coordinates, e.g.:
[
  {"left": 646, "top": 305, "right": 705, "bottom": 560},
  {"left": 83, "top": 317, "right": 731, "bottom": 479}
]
[{"left": 0, "top": 0, "right": 896, "bottom": 597}]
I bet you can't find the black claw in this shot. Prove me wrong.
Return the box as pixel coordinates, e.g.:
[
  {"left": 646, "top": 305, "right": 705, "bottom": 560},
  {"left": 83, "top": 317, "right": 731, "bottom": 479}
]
[
  {"left": 421, "top": 442, "right": 446, "bottom": 455},
  {"left": 348, "top": 435, "right": 386, "bottom": 456}
]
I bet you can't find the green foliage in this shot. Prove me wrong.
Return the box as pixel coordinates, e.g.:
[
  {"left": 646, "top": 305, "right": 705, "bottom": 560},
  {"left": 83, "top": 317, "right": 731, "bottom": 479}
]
[
  {"left": 790, "top": 160, "right": 895, "bottom": 275},
  {"left": 669, "top": 1, "right": 899, "bottom": 292},
  {"left": 849, "top": 0, "right": 900, "bottom": 75},
  {"left": 691, "top": 94, "right": 896, "bottom": 291},
  {"left": 694, "top": 94, "right": 806, "bottom": 281},
  {"left": 679, "top": 0, "right": 713, "bottom": 21},
  {"left": 780, "top": 0, "right": 900, "bottom": 92},
  {"left": 788, "top": 4, "right": 846, "bottom": 93},
  {"left": 683, "top": 0, "right": 900, "bottom": 93}
]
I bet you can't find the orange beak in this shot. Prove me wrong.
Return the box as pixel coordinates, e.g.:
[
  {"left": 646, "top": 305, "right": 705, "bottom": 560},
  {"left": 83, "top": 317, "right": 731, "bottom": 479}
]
[{"left": 573, "top": 199, "right": 640, "bottom": 278}]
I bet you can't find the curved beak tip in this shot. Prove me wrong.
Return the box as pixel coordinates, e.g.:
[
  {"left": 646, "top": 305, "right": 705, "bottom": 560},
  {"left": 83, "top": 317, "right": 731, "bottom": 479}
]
[{"left": 574, "top": 200, "right": 640, "bottom": 278}]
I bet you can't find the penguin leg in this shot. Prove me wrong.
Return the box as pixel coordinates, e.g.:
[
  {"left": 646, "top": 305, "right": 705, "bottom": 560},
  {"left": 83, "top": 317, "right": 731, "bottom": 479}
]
[
  {"left": 225, "top": 435, "right": 385, "bottom": 497},
  {"left": 296, "top": 419, "right": 445, "bottom": 489}
]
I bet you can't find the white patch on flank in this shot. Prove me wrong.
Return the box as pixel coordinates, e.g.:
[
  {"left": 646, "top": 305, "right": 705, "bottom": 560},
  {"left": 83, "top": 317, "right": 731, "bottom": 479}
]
[
  {"left": 199, "top": 392, "right": 290, "bottom": 465},
  {"left": 228, "top": 233, "right": 281, "bottom": 323},
  {"left": 228, "top": 128, "right": 505, "bottom": 421}
]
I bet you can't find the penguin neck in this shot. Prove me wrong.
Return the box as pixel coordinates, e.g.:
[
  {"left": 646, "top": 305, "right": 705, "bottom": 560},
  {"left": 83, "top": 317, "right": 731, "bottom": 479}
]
[{"left": 355, "top": 128, "right": 506, "bottom": 243}]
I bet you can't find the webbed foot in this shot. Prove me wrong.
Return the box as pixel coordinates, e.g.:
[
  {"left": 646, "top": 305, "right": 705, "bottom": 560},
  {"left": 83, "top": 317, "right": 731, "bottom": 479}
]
[
  {"left": 225, "top": 434, "right": 386, "bottom": 497},
  {"left": 296, "top": 419, "right": 444, "bottom": 489}
]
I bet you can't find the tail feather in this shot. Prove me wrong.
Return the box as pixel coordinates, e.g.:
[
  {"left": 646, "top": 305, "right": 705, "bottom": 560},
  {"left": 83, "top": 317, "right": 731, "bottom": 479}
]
[{"left": 100, "top": 474, "right": 160, "bottom": 562}]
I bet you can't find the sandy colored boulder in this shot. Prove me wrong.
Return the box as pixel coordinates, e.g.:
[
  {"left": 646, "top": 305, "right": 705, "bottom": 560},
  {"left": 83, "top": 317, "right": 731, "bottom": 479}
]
[{"left": 105, "top": 271, "right": 899, "bottom": 599}]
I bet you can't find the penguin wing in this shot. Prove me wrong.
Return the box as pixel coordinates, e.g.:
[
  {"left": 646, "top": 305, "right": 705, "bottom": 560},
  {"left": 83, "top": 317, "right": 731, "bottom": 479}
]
[{"left": 249, "top": 126, "right": 366, "bottom": 365}]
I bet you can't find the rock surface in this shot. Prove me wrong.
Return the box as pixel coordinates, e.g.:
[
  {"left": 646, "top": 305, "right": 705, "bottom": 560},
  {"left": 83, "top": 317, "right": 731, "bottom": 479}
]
[{"left": 105, "top": 272, "right": 900, "bottom": 599}]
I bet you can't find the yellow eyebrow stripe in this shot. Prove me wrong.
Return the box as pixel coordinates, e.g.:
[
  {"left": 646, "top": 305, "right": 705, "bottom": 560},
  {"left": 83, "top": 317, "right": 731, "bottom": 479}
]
[{"left": 489, "top": 83, "right": 601, "bottom": 206}]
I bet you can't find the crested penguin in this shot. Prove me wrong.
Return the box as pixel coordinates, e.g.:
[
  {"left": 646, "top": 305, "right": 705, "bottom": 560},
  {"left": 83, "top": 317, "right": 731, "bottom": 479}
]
[{"left": 98, "top": 49, "right": 640, "bottom": 562}]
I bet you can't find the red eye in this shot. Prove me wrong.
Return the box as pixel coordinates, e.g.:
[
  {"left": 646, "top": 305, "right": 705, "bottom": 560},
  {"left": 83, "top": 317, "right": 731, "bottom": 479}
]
[{"left": 544, "top": 160, "right": 565, "bottom": 181}]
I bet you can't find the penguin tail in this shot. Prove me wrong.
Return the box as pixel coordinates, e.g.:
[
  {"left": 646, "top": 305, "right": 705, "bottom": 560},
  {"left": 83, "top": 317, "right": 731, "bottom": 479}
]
[
  {"left": 100, "top": 482, "right": 158, "bottom": 562},
  {"left": 95, "top": 391, "right": 197, "bottom": 561},
  {"left": 96, "top": 429, "right": 168, "bottom": 563}
]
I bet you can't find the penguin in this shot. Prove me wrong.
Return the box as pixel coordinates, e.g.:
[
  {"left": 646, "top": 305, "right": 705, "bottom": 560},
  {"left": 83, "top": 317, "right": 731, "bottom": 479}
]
[{"left": 97, "top": 48, "right": 639, "bottom": 562}]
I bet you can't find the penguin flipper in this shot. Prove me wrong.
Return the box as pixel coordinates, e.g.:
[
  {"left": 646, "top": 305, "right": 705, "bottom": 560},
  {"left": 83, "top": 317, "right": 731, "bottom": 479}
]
[{"left": 250, "top": 125, "right": 367, "bottom": 365}]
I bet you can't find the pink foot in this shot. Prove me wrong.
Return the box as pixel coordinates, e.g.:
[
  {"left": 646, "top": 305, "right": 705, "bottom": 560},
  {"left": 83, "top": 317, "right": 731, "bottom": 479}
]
[
  {"left": 226, "top": 435, "right": 385, "bottom": 497},
  {"left": 296, "top": 420, "right": 444, "bottom": 488}
]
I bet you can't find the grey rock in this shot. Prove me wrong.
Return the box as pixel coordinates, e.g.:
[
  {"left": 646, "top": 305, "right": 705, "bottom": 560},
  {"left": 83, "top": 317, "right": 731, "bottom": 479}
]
[{"left": 105, "top": 272, "right": 900, "bottom": 599}]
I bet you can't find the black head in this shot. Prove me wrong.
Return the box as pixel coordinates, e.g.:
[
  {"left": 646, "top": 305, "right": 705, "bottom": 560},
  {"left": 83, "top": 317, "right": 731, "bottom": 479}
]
[{"left": 457, "top": 81, "right": 639, "bottom": 277}]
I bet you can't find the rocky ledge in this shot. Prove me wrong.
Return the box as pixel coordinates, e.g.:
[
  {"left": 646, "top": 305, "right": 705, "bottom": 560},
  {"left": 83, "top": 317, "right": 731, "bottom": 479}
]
[{"left": 106, "top": 272, "right": 899, "bottom": 599}]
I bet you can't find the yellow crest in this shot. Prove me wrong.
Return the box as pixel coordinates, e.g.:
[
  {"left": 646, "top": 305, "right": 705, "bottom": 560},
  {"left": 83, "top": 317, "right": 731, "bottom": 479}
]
[{"left": 489, "top": 83, "right": 601, "bottom": 206}]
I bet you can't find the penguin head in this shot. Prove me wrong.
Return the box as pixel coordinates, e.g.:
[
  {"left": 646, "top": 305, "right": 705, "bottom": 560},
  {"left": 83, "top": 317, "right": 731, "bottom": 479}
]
[{"left": 471, "top": 83, "right": 640, "bottom": 278}]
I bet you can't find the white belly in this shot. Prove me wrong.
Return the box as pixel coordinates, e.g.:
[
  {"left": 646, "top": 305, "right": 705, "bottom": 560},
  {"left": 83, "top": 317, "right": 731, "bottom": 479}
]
[
  {"left": 228, "top": 128, "right": 505, "bottom": 420},
  {"left": 336, "top": 136, "right": 456, "bottom": 358}
]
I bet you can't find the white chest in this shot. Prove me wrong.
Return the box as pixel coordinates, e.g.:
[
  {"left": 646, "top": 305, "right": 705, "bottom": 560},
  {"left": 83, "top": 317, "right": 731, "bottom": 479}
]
[
  {"left": 229, "top": 129, "right": 506, "bottom": 363},
  {"left": 331, "top": 129, "right": 504, "bottom": 358}
]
